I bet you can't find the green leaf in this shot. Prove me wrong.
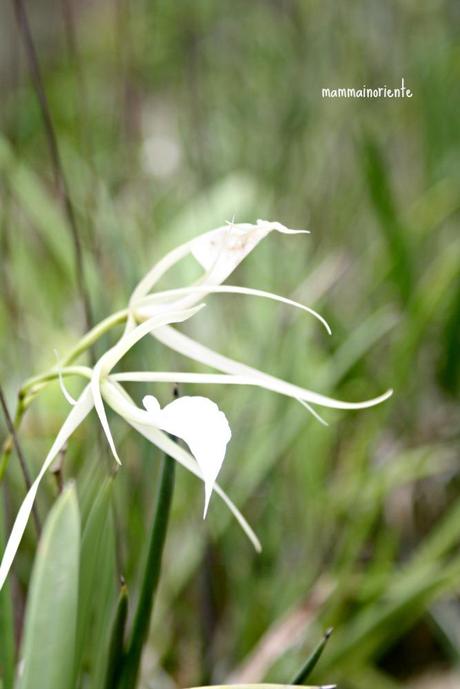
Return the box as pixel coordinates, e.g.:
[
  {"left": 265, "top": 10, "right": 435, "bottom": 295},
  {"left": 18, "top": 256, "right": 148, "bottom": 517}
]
[
  {"left": 361, "top": 136, "right": 413, "bottom": 304},
  {"left": 17, "top": 484, "right": 80, "bottom": 689},
  {"left": 290, "top": 628, "right": 334, "bottom": 685},
  {"left": 74, "top": 478, "right": 115, "bottom": 683},
  {"left": 89, "top": 508, "right": 118, "bottom": 689}
]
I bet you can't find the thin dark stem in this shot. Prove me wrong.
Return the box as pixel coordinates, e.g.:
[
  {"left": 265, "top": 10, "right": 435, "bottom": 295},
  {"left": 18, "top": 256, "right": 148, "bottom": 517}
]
[
  {"left": 59, "top": 0, "right": 93, "bottom": 166},
  {"left": 11, "top": 0, "right": 94, "bottom": 337},
  {"left": 0, "top": 386, "right": 41, "bottom": 536}
]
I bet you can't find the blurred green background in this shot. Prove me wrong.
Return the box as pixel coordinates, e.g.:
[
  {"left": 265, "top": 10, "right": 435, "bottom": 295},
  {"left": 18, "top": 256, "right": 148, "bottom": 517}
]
[{"left": 1, "top": 1, "right": 460, "bottom": 688}]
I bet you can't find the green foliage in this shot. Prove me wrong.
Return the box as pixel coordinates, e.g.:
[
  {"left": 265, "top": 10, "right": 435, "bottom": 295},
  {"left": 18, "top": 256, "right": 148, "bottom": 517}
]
[
  {"left": 17, "top": 485, "right": 80, "bottom": 689},
  {"left": 1, "top": 2, "right": 459, "bottom": 689}
]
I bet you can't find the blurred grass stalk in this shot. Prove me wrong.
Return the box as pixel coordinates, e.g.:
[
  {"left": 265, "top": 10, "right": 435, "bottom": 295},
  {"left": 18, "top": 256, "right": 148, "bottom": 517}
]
[
  {"left": 0, "top": 490, "right": 15, "bottom": 689},
  {"left": 117, "top": 449, "right": 175, "bottom": 689}
]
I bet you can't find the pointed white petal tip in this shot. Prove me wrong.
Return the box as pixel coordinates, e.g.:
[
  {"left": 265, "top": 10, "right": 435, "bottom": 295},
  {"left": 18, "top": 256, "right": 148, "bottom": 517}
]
[
  {"left": 256, "top": 218, "right": 310, "bottom": 234},
  {"left": 143, "top": 394, "right": 231, "bottom": 516},
  {"left": 54, "top": 349, "right": 77, "bottom": 406},
  {"left": 298, "top": 399, "right": 329, "bottom": 426},
  {"left": 191, "top": 219, "right": 309, "bottom": 284}
]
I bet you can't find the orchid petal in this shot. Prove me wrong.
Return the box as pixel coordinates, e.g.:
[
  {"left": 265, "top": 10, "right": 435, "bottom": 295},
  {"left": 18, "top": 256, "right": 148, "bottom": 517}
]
[
  {"left": 190, "top": 220, "right": 308, "bottom": 285},
  {"left": 91, "top": 305, "right": 205, "bottom": 465},
  {"left": 0, "top": 385, "right": 94, "bottom": 590},
  {"left": 143, "top": 394, "right": 232, "bottom": 516},
  {"left": 297, "top": 400, "right": 329, "bottom": 426},
  {"left": 102, "top": 381, "right": 261, "bottom": 551},
  {"left": 54, "top": 350, "right": 77, "bottom": 405},
  {"left": 128, "top": 220, "right": 308, "bottom": 310},
  {"left": 151, "top": 326, "right": 393, "bottom": 410},
  {"left": 136, "top": 284, "right": 331, "bottom": 335},
  {"left": 111, "top": 371, "right": 330, "bottom": 426}
]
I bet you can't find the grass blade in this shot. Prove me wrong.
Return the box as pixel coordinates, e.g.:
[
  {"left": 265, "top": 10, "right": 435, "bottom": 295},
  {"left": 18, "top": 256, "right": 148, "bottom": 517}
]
[
  {"left": 103, "top": 581, "right": 129, "bottom": 689},
  {"left": 118, "top": 450, "right": 175, "bottom": 689},
  {"left": 291, "top": 628, "right": 334, "bottom": 685}
]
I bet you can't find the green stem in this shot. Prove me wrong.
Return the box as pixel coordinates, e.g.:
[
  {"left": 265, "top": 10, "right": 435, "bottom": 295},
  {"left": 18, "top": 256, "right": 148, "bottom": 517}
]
[
  {"left": 63, "top": 309, "right": 128, "bottom": 366},
  {"left": 20, "top": 366, "right": 92, "bottom": 400},
  {"left": 290, "top": 627, "right": 333, "bottom": 685},
  {"left": 20, "top": 309, "right": 128, "bottom": 399},
  {"left": 103, "top": 582, "right": 129, "bottom": 689},
  {"left": 118, "top": 451, "right": 175, "bottom": 689},
  {"left": 0, "top": 309, "right": 129, "bottom": 482}
]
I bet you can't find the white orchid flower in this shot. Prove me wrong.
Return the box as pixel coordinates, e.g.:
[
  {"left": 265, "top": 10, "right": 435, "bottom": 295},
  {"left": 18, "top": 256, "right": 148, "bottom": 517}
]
[{"left": 0, "top": 219, "right": 393, "bottom": 591}]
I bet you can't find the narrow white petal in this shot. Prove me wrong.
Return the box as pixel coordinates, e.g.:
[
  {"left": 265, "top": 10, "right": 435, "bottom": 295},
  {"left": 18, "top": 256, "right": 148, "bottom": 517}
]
[
  {"left": 0, "top": 385, "right": 94, "bottom": 590},
  {"left": 54, "top": 350, "right": 77, "bottom": 405},
  {"left": 105, "top": 305, "right": 205, "bottom": 373},
  {"left": 255, "top": 219, "right": 310, "bottom": 235},
  {"left": 112, "top": 372, "right": 329, "bottom": 427},
  {"left": 91, "top": 360, "right": 122, "bottom": 465},
  {"left": 152, "top": 326, "right": 393, "bottom": 410},
  {"left": 297, "top": 399, "right": 329, "bottom": 426},
  {"left": 112, "top": 372, "right": 250, "bottom": 384},
  {"left": 143, "top": 395, "right": 232, "bottom": 516},
  {"left": 129, "top": 237, "right": 196, "bottom": 304},
  {"left": 136, "top": 285, "right": 331, "bottom": 335}
]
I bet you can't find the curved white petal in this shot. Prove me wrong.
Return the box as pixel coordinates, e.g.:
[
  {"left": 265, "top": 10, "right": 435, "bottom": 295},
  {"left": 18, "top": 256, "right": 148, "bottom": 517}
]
[
  {"left": 151, "top": 325, "right": 393, "bottom": 410},
  {"left": 136, "top": 284, "right": 331, "bottom": 335},
  {"left": 110, "top": 372, "right": 329, "bottom": 425},
  {"left": 297, "top": 399, "right": 329, "bottom": 426},
  {"left": 0, "top": 385, "right": 94, "bottom": 590},
  {"left": 54, "top": 350, "right": 77, "bottom": 405},
  {"left": 143, "top": 395, "right": 232, "bottom": 516}
]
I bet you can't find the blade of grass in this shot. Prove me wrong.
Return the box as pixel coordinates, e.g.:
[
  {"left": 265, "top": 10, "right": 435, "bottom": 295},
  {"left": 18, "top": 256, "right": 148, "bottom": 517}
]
[
  {"left": 361, "top": 136, "right": 413, "bottom": 304},
  {"left": 118, "top": 448, "right": 175, "bottom": 689},
  {"left": 103, "top": 581, "right": 129, "bottom": 689},
  {"left": 291, "top": 628, "right": 334, "bottom": 685}
]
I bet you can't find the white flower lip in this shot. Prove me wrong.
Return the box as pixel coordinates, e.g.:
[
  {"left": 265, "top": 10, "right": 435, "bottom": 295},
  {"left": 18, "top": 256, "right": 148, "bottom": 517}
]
[{"left": 143, "top": 394, "right": 232, "bottom": 517}]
